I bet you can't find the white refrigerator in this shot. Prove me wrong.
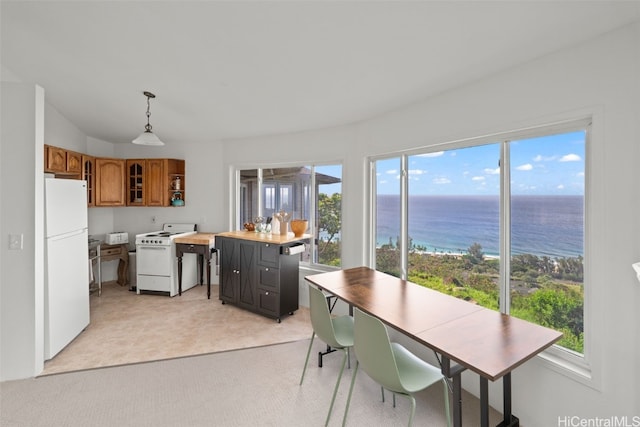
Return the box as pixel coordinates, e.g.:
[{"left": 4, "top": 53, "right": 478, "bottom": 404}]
[{"left": 44, "top": 178, "right": 90, "bottom": 360}]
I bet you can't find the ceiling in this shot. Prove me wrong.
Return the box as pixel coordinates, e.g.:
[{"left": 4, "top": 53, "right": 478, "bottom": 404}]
[{"left": 2, "top": 1, "right": 638, "bottom": 145}]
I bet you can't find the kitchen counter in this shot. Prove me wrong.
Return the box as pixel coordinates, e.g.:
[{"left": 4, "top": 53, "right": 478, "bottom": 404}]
[{"left": 216, "top": 230, "right": 310, "bottom": 244}]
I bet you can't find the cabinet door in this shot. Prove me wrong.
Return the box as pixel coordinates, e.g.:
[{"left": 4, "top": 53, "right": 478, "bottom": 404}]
[
  {"left": 146, "top": 159, "right": 166, "bottom": 206},
  {"left": 82, "top": 155, "right": 95, "bottom": 207},
  {"left": 66, "top": 150, "right": 82, "bottom": 174},
  {"left": 95, "top": 158, "right": 125, "bottom": 206},
  {"left": 126, "top": 159, "right": 146, "bottom": 206},
  {"left": 237, "top": 241, "right": 257, "bottom": 310},
  {"left": 45, "top": 145, "right": 66, "bottom": 173},
  {"left": 218, "top": 238, "right": 238, "bottom": 303}
]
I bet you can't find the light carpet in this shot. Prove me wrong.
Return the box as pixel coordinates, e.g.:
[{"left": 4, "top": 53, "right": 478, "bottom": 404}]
[{"left": 1, "top": 339, "right": 501, "bottom": 426}]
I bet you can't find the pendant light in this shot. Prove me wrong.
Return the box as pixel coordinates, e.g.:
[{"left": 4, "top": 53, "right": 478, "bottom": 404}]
[{"left": 132, "top": 91, "right": 165, "bottom": 146}]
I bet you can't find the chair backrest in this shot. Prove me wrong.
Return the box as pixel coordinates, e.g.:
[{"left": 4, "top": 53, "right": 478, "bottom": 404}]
[
  {"left": 353, "top": 308, "right": 404, "bottom": 393},
  {"left": 308, "top": 285, "right": 342, "bottom": 349}
]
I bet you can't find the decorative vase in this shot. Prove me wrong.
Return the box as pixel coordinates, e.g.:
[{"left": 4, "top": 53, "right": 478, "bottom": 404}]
[
  {"left": 290, "top": 219, "right": 308, "bottom": 237},
  {"left": 273, "top": 210, "right": 291, "bottom": 236}
]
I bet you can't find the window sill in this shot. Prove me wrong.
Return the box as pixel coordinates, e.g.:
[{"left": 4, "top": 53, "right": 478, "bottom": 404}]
[{"left": 537, "top": 346, "right": 600, "bottom": 391}]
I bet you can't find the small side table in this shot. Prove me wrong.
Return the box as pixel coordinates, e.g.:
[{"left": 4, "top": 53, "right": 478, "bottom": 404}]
[
  {"left": 100, "top": 243, "right": 129, "bottom": 288},
  {"left": 175, "top": 233, "right": 217, "bottom": 299}
]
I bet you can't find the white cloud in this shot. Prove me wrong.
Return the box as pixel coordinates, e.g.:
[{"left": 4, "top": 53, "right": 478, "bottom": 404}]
[
  {"left": 417, "top": 151, "right": 444, "bottom": 158},
  {"left": 557, "top": 184, "right": 565, "bottom": 190},
  {"left": 433, "top": 177, "right": 451, "bottom": 185},
  {"left": 472, "top": 176, "right": 485, "bottom": 181},
  {"left": 484, "top": 167, "right": 500, "bottom": 175},
  {"left": 408, "top": 169, "right": 426, "bottom": 175},
  {"left": 560, "top": 153, "right": 581, "bottom": 162},
  {"left": 386, "top": 169, "right": 397, "bottom": 175},
  {"left": 534, "top": 154, "right": 557, "bottom": 162},
  {"left": 516, "top": 164, "right": 533, "bottom": 171}
]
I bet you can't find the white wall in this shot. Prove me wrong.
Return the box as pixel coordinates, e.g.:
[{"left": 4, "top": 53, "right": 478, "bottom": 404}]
[
  {"left": 219, "top": 23, "right": 640, "bottom": 425},
  {"left": 0, "top": 83, "right": 45, "bottom": 380}
]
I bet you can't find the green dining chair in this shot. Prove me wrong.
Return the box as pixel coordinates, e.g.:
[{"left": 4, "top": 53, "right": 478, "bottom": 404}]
[
  {"left": 342, "top": 308, "right": 451, "bottom": 427},
  {"left": 300, "top": 284, "right": 354, "bottom": 426}
]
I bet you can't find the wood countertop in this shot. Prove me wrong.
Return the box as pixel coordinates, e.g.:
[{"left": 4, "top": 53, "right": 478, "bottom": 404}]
[
  {"left": 216, "top": 230, "right": 311, "bottom": 244},
  {"left": 174, "top": 233, "right": 216, "bottom": 245}
]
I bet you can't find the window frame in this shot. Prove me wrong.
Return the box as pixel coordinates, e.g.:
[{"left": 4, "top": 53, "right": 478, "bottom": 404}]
[{"left": 368, "top": 117, "right": 596, "bottom": 385}]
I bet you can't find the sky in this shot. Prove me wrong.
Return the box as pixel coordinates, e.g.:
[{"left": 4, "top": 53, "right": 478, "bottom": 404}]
[{"left": 377, "top": 130, "right": 586, "bottom": 196}]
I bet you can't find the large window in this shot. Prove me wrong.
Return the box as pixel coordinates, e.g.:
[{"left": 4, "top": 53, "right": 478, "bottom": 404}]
[
  {"left": 373, "top": 122, "right": 587, "bottom": 357},
  {"left": 236, "top": 164, "right": 342, "bottom": 267}
]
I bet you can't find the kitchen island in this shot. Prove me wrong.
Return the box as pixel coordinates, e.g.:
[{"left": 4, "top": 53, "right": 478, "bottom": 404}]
[{"left": 215, "top": 231, "right": 309, "bottom": 322}]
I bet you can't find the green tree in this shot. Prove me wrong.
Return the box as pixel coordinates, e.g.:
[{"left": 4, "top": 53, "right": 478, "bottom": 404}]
[
  {"left": 317, "top": 193, "right": 341, "bottom": 264},
  {"left": 465, "top": 242, "right": 485, "bottom": 264}
]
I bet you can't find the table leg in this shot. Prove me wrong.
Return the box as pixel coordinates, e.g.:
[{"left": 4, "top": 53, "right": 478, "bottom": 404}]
[
  {"left": 441, "top": 356, "right": 464, "bottom": 427},
  {"left": 206, "top": 255, "right": 211, "bottom": 299},
  {"left": 480, "top": 377, "right": 489, "bottom": 427},
  {"left": 198, "top": 254, "right": 204, "bottom": 286},
  {"left": 178, "top": 254, "right": 183, "bottom": 296},
  {"left": 497, "top": 373, "right": 519, "bottom": 427}
]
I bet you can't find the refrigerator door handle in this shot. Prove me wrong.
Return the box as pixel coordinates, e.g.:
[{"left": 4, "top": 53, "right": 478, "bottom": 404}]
[{"left": 49, "top": 228, "right": 87, "bottom": 241}]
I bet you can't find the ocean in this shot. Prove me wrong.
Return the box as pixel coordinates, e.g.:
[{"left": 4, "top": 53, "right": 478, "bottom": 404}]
[{"left": 376, "top": 195, "right": 584, "bottom": 258}]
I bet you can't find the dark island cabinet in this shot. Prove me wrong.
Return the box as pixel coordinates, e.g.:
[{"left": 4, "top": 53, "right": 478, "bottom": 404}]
[{"left": 216, "top": 235, "right": 302, "bottom": 322}]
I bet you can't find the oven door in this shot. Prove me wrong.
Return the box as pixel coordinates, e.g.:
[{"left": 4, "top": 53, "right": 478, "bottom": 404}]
[{"left": 136, "top": 245, "right": 172, "bottom": 276}]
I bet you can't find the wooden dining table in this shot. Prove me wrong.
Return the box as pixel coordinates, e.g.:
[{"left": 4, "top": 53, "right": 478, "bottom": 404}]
[{"left": 305, "top": 266, "right": 563, "bottom": 427}]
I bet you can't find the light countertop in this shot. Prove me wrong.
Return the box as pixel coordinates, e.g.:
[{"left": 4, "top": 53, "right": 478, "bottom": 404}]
[{"left": 216, "top": 230, "right": 310, "bottom": 244}]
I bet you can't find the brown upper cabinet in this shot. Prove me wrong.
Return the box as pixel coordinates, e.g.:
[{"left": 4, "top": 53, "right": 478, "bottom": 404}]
[
  {"left": 82, "top": 155, "right": 96, "bottom": 207},
  {"left": 45, "top": 145, "right": 82, "bottom": 176},
  {"left": 96, "top": 158, "right": 126, "bottom": 207},
  {"left": 44, "top": 145, "right": 185, "bottom": 208},
  {"left": 127, "top": 158, "right": 185, "bottom": 207}
]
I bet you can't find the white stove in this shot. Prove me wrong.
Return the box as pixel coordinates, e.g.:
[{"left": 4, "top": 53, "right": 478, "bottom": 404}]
[{"left": 135, "top": 223, "right": 197, "bottom": 296}]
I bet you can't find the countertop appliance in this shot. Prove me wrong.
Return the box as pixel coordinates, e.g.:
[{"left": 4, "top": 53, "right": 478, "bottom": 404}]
[
  {"left": 135, "top": 223, "right": 198, "bottom": 296},
  {"left": 105, "top": 231, "right": 128, "bottom": 245},
  {"left": 44, "top": 178, "right": 90, "bottom": 360}
]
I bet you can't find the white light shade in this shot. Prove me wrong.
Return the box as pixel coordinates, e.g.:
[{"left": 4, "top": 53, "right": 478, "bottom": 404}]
[{"left": 132, "top": 130, "right": 165, "bottom": 146}]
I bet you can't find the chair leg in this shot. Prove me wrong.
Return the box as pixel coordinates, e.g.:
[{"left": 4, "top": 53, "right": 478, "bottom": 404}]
[
  {"left": 381, "top": 386, "right": 385, "bottom": 402},
  {"left": 299, "top": 333, "right": 316, "bottom": 385},
  {"left": 442, "top": 378, "right": 452, "bottom": 427},
  {"left": 325, "top": 348, "right": 348, "bottom": 426},
  {"left": 341, "top": 360, "right": 360, "bottom": 427},
  {"left": 408, "top": 395, "right": 416, "bottom": 427}
]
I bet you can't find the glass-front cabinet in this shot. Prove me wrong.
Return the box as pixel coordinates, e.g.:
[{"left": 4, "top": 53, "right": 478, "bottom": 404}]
[
  {"left": 82, "top": 155, "right": 95, "bottom": 207},
  {"left": 126, "top": 159, "right": 146, "bottom": 206}
]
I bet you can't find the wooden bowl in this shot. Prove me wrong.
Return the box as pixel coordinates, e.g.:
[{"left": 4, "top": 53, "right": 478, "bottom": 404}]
[{"left": 290, "top": 219, "right": 308, "bottom": 237}]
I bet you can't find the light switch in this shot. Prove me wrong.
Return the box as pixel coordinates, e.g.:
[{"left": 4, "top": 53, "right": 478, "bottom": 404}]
[{"left": 9, "top": 234, "right": 23, "bottom": 250}]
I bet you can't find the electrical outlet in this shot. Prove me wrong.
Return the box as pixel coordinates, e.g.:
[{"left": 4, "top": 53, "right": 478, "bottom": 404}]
[{"left": 9, "top": 234, "right": 23, "bottom": 250}]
